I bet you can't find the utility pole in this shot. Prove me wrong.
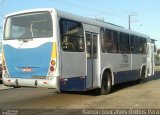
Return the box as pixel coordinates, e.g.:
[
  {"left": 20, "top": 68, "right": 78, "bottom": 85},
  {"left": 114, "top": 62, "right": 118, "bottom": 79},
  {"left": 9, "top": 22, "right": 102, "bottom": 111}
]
[
  {"left": 128, "top": 14, "right": 138, "bottom": 30},
  {"left": 129, "top": 15, "right": 131, "bottom": 30}
]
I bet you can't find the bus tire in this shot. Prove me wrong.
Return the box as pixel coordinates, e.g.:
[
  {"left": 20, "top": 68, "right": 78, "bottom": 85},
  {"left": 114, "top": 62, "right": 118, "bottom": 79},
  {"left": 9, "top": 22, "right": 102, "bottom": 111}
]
[
  {"left": 100, "top": 72, "right": 112, "bottom": 95},
  {"left": 138, "top": 67, "right": 146, "bottom": 83},
  {"left": 13, "top": 86, "right": 20, "bottom": 88}
]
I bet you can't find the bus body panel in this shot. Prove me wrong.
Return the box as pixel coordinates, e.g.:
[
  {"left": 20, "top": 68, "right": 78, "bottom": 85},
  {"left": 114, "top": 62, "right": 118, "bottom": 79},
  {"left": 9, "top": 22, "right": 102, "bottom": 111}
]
[
  {"left": 113, "top": 70, "right": 140, "bottom": 84},
  {"left": 2, "top": 76, "right": 59, "bottom": 89},
  {"left": 60, "top": 52, "right": 86, "bottom": 78},
  {"left": 3, "top": 42, "right": 52, "bottom": 79},
  {"left": 60, "top": 52, "right": 86, "bottom": 91},
  {"left": 131, "top": 54, "right": 146, "bottom": 70},
  {"left": 101, "top": 54, "right": 132, "bottom": 72},
  {"left": 101, "top": 53, "right": 143, "bottom": 85}
]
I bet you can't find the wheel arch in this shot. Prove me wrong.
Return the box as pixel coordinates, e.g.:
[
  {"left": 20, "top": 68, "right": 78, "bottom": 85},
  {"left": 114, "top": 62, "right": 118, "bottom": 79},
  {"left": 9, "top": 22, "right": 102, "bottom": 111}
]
[{"left": 101, "top": 67, "right": 114, "bottom": 86}]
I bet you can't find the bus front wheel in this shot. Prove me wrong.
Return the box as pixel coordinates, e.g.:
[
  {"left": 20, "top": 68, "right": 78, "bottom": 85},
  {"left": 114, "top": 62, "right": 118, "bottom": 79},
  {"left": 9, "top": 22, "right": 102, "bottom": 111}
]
[{"left": 100, "top": 72, "right": 112, "bottom": 95}]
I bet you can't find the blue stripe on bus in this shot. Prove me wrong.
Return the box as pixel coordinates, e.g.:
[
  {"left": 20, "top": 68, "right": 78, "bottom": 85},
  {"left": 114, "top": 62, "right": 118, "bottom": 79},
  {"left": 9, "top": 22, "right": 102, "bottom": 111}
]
[
  {"left": 60, "top": 70, "right": 140, "bottom": 91},
  {"left": 3, "top": 42, "right": 52, "bottom": 78},
  {"left": 114, "top": 69, "right": 140, "bottom": 84},
  {"left": 60, "top": 76, "right": 86, "bottom": 91}
]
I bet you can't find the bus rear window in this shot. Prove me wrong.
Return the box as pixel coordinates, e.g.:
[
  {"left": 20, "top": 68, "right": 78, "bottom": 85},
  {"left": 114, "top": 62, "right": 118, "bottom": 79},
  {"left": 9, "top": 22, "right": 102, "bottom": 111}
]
[{"left": 4, "top": 12, "right": 53, "bottom": 40}]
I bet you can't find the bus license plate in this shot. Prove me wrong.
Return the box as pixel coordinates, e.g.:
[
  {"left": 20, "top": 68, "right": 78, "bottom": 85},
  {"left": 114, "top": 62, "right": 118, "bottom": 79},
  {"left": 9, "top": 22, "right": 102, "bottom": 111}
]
[{"left": 23, "top": 68, "right": 32, "bottom": 72}]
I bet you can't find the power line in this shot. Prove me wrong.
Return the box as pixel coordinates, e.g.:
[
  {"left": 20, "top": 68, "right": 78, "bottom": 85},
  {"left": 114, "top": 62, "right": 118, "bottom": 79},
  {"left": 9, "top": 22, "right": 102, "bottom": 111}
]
[
  {"left": 62, "top": 0, "right": 116, "bottom": 16},
  {"left": 68, "top": 0, "right": 160, "bottom": 16}
]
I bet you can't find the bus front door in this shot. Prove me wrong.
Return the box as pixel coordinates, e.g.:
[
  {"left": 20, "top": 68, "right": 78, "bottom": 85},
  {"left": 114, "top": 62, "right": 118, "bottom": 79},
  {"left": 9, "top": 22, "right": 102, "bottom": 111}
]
[
  {"left": 147, "top": 43, "right": 155, "bottom": 76},
  {"left": 85, "top": 32, "right": 98, "bottom": 89}
]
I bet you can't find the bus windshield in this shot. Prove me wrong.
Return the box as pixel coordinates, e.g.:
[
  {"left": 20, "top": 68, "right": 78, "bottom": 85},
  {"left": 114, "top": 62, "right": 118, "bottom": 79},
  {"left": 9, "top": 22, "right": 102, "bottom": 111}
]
[{"left": 4, "top": 12, "right": 53, "bottom": 40}]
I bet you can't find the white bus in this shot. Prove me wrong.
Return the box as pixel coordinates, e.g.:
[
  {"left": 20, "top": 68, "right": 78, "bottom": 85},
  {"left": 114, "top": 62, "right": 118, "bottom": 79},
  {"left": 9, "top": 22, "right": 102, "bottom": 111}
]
[{"left": 2, "top": 8, "right": 154, "bottom": 94}]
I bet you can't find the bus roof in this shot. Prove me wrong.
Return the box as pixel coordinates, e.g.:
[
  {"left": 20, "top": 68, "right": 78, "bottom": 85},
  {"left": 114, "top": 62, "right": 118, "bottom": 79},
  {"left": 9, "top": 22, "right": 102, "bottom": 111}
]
[
  {"left": 5, "top": 8, "right": 150, "bottom": 39},
  {"left": 57, "top": 9, "right": 150, "bottom": 39}
]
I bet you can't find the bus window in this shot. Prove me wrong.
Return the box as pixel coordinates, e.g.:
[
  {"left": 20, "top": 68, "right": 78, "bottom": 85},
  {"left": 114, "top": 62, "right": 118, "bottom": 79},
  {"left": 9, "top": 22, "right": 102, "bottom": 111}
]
[
  {"left": 140, "top": 37, "right": 147, "bottom": 54},
  {"left": 105, "top": 29, "right": 112, "bottom": 53},
  {"left": 112, "top": 31, "right": 119, "bottom": 53},
  {"left": 134, "top": 36, "right": 140, "bottom": 54},
  {"left": 100, "top": 28, "right": 106, "bottom": 53},
  {"left": 130, "top": 35, "right": 135, "bottom": 53},
  {"left": 101, "top": 29, "right": 119, "bottom": 53},
  {"left": 60, "top": 19, "right": 84, "bottom": 52},
  {"left": 4, "top": 12, "right": 53, "bottom": 40},
  {"left": 119, "top": 32, "right": 130, "bottom": 53}
]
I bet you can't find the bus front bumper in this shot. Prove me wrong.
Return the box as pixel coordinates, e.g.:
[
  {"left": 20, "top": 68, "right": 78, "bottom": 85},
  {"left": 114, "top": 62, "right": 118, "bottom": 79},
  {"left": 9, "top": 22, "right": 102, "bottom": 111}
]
[{"left": 2, "top": 76, "right": 60, "bottom": 91}]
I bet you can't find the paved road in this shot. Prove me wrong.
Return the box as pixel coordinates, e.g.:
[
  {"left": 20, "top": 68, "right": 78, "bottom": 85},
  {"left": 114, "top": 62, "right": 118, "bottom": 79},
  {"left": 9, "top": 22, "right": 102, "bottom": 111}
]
[{"left": 0, "top": 71, "right": 160, "bottom": 115}]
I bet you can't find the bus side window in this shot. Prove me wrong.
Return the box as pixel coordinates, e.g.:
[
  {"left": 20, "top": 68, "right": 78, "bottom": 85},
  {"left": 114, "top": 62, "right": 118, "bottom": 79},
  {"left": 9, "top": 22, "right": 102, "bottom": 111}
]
[
  {"left": 130, "top": 35, "right": 135, "bottom": 53},
  {"left": 125, "top": 34, "right": 130, "bottom": 53},
  {"left": 119, "top": 32, "right": 130, "bottom": 53},
  {"left": 101, "top": 28, "right": 119, "bottom": 53},
  {"left": 112, "top": 31, "right": 119, "bottom": 53},
  {"left": 134, "top": 36, "right": 140, "bottom": 54},
  {"left": 119, "top": 32, "right": 125, "bottom": 53},
  {"left": 140, "top": 37, "right": 147, "bottom": 54},
  {"left": 100, "top": 28, "right": 106, "bottom": 53},
  {"left": 60, "top": 19, "right": 84, "bottom": 52},
  {"left": 105, "top": 29, "right": 112, "bottom": 53}
]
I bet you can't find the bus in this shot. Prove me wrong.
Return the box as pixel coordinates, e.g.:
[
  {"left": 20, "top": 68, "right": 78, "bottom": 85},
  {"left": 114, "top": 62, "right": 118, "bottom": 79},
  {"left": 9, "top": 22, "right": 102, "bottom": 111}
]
[{"left": 2, "top": 8, "right": 154, "bottom": 94}]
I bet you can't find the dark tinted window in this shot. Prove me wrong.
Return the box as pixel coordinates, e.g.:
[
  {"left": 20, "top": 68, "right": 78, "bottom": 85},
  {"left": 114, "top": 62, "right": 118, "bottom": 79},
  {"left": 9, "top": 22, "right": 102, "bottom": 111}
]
[
  {"left": 112, "top": 31, "right": 119, "bottom": 53},
  {"left": 101, "top": 28, "right": 147, "bottom": 55},
  {"left": 60, "top": 19, "right": 84, "bottom": 52},
  {"left": 134, "top": 36, "right": 140, "bottom": 54},
  {"left": 105, "top": 29, "right": 112, "bottom": 53},
  {"left": 119, "top": 32, "right": 130, "bottom": 53},
  {"left": 101, "top": 28, "right": 119, "bottom": 53},
  {"left": 140, "top": 37, "right": 147, "bottom": 54},
  {"left": 100, "top": 28, "right": 106, "bottom": 53},
  {"left": 130, "top": 35, "right": 135, "bottom": 53}
]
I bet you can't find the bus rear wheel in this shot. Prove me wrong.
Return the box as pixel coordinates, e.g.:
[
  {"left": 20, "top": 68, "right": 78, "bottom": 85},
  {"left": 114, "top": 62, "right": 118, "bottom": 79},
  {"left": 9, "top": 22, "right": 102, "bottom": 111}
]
[
  {"left": 138, "top": 67, "right": 146, "bottom": 83},
  {"left": 100, "top": 72, "right": 112, "bottom": 95}
]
